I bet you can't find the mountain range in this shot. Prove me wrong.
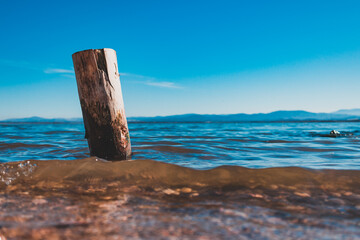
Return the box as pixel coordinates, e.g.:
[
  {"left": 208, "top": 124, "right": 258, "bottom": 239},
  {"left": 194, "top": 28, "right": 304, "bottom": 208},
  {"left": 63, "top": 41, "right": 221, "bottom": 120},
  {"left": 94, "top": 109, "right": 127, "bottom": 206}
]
[
  {"left": 2, "top": 109, "right": 360, "bottom": 123},
  {"left": 1, "top": 116, "right": 83, "bottom": 123}
]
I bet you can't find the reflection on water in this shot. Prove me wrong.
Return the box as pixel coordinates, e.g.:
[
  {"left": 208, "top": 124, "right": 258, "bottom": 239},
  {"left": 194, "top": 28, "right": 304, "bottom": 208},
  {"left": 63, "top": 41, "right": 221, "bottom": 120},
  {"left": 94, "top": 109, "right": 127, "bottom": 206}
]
[{"left": 1, "top": 122, "right": 360, "bottom": 169}]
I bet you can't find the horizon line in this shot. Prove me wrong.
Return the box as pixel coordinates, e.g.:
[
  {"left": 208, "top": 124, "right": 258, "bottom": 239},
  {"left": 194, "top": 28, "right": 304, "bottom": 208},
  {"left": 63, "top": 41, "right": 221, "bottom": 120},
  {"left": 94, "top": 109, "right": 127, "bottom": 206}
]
[{"left": 1, "top": 108, "right": 360, "bottom": 121}]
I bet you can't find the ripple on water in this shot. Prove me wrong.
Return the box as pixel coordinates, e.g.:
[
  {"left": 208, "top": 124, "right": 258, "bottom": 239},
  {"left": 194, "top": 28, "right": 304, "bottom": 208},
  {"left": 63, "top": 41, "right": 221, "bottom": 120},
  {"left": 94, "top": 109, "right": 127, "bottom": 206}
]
[
  {"left": 1, "top": 121, "right": 360, "bottom": 169},
  {"left": 0, "top": 142, "right": 56, "bottom": 151}
]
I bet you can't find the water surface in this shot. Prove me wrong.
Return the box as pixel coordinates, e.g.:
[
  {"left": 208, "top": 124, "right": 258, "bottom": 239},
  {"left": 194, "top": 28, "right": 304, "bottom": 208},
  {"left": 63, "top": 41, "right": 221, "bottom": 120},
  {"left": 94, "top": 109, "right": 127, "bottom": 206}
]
[
  {"left": 1, "top": 121, "right": 359, "bottom": 169},
  {"left": 0, "top": 121, "right": 359, "bottom": 239}
]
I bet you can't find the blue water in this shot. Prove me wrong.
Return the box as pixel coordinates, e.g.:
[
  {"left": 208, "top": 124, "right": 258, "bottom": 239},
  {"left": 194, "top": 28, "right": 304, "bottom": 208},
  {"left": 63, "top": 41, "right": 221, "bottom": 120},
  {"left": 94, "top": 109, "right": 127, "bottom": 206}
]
[{"left": 0, "top": 122, "right": 359, "bottom": 169}]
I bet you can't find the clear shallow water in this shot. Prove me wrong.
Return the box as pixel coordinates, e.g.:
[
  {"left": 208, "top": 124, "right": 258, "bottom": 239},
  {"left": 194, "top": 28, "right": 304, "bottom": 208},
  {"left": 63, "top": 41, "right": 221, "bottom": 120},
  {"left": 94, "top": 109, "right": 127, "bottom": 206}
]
[
  {"left": 1, "top": 157, "right": 360, "bottom": 239},
  {"left": 0, "top": 121, "right": 359, "bottom": 169},
  {"left": 1, "top": 121, "right": 360, "bottom": 239}
]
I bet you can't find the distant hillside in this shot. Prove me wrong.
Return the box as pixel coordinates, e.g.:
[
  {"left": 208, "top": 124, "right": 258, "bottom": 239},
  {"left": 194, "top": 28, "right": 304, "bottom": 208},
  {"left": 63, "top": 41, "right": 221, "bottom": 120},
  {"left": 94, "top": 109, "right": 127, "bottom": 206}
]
[
  {"left": 2, "top": 109, "right": 360, "bottom": 123},
  {"left": 333, "top": 108, "right": 360, "bottom": 116},
  {"left": 128, "top": 110, "right": 360, "bottom": 122},
  {"left": 1, "top": 116, "right": 82, "bottom": 123}
]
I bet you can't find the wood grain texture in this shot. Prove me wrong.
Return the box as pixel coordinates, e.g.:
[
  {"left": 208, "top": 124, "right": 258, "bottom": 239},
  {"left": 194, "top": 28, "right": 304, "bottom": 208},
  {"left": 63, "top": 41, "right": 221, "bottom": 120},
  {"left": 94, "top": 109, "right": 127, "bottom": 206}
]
[{"left": 72, "top": 49, "right": 131, "bottom": 160}]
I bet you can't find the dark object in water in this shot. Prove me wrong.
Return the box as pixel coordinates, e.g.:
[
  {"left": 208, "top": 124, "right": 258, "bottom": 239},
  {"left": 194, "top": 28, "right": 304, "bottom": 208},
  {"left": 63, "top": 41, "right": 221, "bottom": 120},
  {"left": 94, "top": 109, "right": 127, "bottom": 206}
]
[
  {"left": 330, "top": 130, "right": 340, "bottom": 136},
  {"left": 72, "top": 49, "right": 131, "bottom": 160},
  {"left": 313, "top": 129, "right": 343, "bottom": 138}
]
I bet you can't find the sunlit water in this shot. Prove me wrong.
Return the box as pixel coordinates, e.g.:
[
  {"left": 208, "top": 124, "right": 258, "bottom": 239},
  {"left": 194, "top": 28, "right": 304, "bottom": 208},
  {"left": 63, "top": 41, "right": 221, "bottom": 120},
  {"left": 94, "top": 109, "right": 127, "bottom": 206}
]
[
  {"left": 1, "top": 121, "right": 359, "bottom": 169},
  {"left": 0, "top": 121, "right": 360, "bottom": 239}
]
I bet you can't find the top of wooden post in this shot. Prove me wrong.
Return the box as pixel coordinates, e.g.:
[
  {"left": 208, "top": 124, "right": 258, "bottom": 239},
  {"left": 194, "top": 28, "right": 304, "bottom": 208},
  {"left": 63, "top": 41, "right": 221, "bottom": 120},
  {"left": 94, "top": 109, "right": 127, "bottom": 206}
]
[{"left": 72, "top": 48, "right": 115, "bottom": 57}]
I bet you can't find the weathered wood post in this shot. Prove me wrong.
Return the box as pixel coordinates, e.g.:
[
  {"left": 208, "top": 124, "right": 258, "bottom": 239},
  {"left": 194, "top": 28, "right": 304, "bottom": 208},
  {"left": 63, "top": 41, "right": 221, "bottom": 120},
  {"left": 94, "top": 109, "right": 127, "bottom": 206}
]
[{"left": 72, "top": 48, "right": 131, "bottom": 160}]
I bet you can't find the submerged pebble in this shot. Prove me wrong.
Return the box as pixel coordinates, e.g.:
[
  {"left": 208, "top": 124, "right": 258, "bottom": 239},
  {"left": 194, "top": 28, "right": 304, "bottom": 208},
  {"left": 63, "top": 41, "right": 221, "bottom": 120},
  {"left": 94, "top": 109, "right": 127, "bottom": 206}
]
[
  {"left": 163, "top": 188, "right": 180, "bottom": 195},
  {"left": 180, "top": 187, "right": 192, "bottom": 193}
]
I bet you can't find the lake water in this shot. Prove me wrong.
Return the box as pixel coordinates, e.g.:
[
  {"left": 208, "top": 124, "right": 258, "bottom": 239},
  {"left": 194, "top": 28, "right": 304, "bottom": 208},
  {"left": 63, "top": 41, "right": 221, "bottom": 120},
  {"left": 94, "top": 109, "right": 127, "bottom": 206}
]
[
  {"left": 1, "top": 121, "right": 359, "bottom": 169},
  {"left": 1, "top": 121, "right": 360, "bottom": 239}
]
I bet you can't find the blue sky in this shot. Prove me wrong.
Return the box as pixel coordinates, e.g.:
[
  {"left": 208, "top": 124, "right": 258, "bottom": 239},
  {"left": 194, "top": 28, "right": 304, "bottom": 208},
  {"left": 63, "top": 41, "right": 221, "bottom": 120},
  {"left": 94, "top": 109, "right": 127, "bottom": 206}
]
[{"left": 0, "top": 0, "right": 360, "bottom": 119}]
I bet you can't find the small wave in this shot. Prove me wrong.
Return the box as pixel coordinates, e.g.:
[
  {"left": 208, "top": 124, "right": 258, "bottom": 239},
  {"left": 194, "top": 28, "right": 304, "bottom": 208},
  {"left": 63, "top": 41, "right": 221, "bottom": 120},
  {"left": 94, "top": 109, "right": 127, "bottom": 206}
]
[
  {"left": 135, "top": 146, "right": 208, "bottom": 154},
  {"left": 137, "top": 141, "right": 182, "bottom": 146},
  {"left": 227, "top": 138, "right": 252, "bottom": 143},
  {"left": 1, "top": 158, "right": 359, "bottom": 195},
  {"left": 0, "top": 142, "right": 55, "bottom": 151},
  {"left": 43, "top": 130, "right": 81, "bottom": 135},
  {"left": 1, "top": 158, "right": 360, "bottom": 239},
  {"left": 263, "top": 140, "right": 299, "bottom": 144},
  {"left": 313, "top": 140, "right": 337, "bottom": 145},
  {"left": 291, "top": 147, "right": 344, "bottom": 152},
  {"left": 1, "top": 135, "right": 28, "bottom": 140}
]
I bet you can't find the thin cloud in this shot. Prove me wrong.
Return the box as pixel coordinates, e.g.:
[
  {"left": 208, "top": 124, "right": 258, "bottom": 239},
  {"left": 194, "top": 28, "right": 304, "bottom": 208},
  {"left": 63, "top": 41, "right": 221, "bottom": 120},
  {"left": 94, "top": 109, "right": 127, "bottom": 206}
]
[
  {"left": 120, "top": 72, "right": 182, "bottom": 89},
  {"left": 145, "top": 81, "right": 182, "bottom": 89},
  {"left": 120, "top": 72, "right": 155, "bottom": 80},
  {"left": 44, "top": 68, "right": 74, "bottom": 74}
]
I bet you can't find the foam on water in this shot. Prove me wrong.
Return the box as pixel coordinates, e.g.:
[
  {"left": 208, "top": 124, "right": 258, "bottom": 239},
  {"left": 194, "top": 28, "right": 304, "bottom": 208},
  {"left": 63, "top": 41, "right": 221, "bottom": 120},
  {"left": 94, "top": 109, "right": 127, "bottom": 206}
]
[{"left": 0, "top": 160, "right": 36, "bottom": 185}]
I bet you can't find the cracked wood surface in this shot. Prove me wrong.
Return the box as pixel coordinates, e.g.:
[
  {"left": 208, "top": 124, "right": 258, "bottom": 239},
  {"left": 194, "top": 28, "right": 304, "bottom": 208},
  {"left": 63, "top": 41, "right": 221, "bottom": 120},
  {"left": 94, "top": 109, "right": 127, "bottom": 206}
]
[{"left": 72, "top": 49, "right": 131, "bottom": 160}]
